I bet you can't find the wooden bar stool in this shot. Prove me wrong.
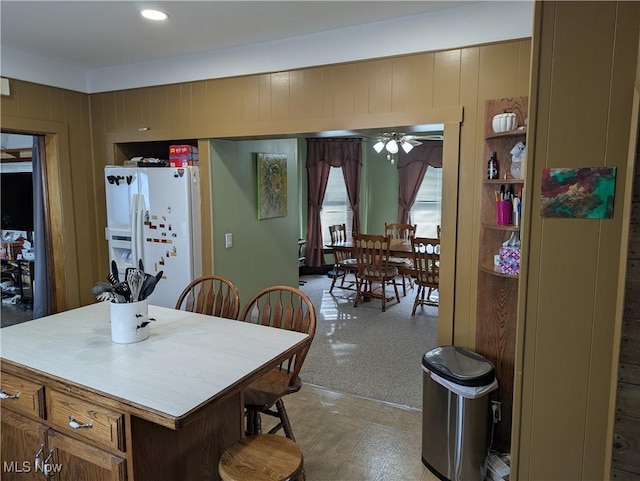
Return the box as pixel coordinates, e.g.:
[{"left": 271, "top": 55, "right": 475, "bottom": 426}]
[{"left": 218, "top": 434, "right": 304, "bottom": 481}]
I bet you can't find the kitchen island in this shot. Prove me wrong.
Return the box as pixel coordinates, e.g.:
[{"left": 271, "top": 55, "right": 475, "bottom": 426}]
[{"left": 0, "top": 302, "right": 309, "bottom": 481}]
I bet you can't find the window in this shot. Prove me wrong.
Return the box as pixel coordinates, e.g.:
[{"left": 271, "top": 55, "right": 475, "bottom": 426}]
[
  {"left": 411, "top": 166, "right": 442, "bottom": 237},
  {"left": 321, "top": 167, "right": 352, "bottom": 245}
]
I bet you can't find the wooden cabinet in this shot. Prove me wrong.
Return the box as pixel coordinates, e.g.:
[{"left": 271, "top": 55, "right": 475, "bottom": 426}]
[
  {"left": 1, "top": 409, "right": 47, "bottom": 481},
  {"left": 1, "top": 371, "right": 126, "bottom": 480},
  {"left": 476, "top": 96, "right": 528, "bottom": 453}
]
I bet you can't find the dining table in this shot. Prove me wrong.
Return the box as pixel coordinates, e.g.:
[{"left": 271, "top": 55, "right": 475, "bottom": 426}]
[
  {"left": 327, "top": 239, "right": 414, "bottom": 262},
  {"left": 327, "top": 239, "right": 415, "bottom": 302},
  {"left": 0, "top": 302, "right": 309, "bottom": 481}
]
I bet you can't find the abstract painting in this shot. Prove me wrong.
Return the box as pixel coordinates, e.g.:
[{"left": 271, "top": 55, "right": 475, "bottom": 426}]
[
  {"left": 257, "top": 153, "right": 287, "bottom": 219},
  {"left": 540, "top": 167, "right": 616, "bottom": 218}
]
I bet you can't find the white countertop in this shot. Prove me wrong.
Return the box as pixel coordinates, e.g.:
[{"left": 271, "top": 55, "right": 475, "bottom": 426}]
[{"left": 0, "top": 303, "right": 308, "bottom": 420}]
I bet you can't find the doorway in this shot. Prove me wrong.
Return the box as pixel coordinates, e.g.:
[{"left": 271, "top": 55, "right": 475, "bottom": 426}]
[{"left": 1, "top": 133, "right": 35, "bottom": 325}]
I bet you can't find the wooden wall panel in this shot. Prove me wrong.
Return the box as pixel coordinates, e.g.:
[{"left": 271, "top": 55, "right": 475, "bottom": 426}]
[
  {"left": 520, "top": 2, "right": 640, "bottom": 480},
  {"left": 190, "top": 81, "right": 208, "bottom": 129},
  {"left": 258, "top": 74, "right": 272, "bottom": 123},
  {"left": 433, "top": 49, "right": 461, "bottom": 108},
  {"left": 391, "top": 54, "right": 432, "bottom": 114},
  {"left": 477, "top": 42, "right": 523, "bottom": 101},
  {"left": 240, "top": 76, "right": 261, "bottom": 123},
  {"left": 290, "top": 68, "right": 323, "bottom": 120},
  {"left": 352, "top": 62, "right": 371, "bottom": 116},
  {"left": 122, "top": 90, "right": 143, "bottom": 133},
  {"left": 19, "top": 82, "right": 53, "bottom": 121},
  {"left": 326, "top": 64, "right": 355, "bottom": 118},
  {"left": 454, "top": 46, "right": 481, "bottom": 347},
  {"left": 147, "top": 86, "right": 170, "bottom": 132},
  {"left": 270, "top": 72, "right": 291, "bottom": 121},
  {"left": 366, "top": 59, "right": 393, "bottom": 114}
]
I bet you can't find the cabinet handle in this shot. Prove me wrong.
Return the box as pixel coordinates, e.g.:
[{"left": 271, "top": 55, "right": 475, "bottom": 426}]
[
  {"left": 34, "top": 444, "right": 44, "bottom": 473},
  {"left": 0, "top": 389, "right": 20, "bottom": 400},
  {"left": 68, "top": 415, "right": 93, "bottom": 429},
  {"left": 43, "top": 449, "right": 55, "bottom": 480}
]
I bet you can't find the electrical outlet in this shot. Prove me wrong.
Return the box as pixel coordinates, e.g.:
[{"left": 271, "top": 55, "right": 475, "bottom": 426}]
[
  {"left": 491, "top": 400, "right": 502, "bottom": 423},
  {"left": 225, "top": 233, "right": 232, "bottom": 248}
]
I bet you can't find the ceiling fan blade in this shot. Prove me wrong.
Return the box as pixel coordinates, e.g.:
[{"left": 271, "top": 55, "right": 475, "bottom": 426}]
[{"left": 409, "top": 134, "right": 444, "bottom": 141}]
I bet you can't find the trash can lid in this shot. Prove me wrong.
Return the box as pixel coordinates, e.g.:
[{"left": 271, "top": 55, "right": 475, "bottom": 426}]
[{"left": 422, "top": 345, "right": 495, "bottom": 387}]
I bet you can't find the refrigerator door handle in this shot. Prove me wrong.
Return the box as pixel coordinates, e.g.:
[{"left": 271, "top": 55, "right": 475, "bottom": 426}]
[{"left": 131, "top": 194, "right": 145, "bottom": 267}]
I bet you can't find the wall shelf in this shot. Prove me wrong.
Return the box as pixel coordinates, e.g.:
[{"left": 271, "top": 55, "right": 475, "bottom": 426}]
[
  {"left": 485, "top": 129, "right": 527, "bottom": 140},
  {"left": 479, "top": 264, "right": 519, "bottom": 278},
  {"left": 475, "top": 96, "right": 528, "bottom": 454}
]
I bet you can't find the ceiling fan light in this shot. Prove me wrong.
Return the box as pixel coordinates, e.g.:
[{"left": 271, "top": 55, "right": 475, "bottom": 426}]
[
  {"left": 386, "top": 139, "right": 398, "bottom": 154},
  {"left": 373, "top": 140, "right": 385, "bottom": 153},
  {"left": 401, "top": 141, "right": 414, "bottom": 153}
]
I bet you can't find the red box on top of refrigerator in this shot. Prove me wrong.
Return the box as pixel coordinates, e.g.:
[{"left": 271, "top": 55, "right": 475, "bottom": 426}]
[{"left": 169, "top": 145, "right": 198, "bottom": 167}]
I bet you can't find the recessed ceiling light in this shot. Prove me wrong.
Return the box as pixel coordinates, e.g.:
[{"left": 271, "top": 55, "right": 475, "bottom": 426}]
[{"left": 141, "top": 9, "right": 168, "bottom": 21}]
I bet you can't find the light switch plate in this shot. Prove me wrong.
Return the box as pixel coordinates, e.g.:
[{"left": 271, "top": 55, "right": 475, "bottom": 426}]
[{"left": 225, "top": 233, "right": 232, "bottom": 248}]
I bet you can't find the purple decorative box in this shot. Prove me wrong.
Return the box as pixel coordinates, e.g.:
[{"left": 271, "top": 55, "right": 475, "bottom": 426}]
[{"left": 499, "top": 247, "right": 520, "bottom": 275}]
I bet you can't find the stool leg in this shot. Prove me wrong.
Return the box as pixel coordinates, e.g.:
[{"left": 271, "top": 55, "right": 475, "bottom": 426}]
[
  {"left": 275, "top": 398, "right": 295, "bottom": 441},
  {"left": 253, "top": 410, "right": 262, "bottom": 435}
]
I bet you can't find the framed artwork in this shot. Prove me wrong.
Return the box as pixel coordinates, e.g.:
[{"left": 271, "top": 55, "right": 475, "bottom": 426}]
[
  {"left": 540, "top": 167, "right": 616, "bottom": 218},
  {"left": 256, "top": 153, "right": 287, "bottom": 219}
]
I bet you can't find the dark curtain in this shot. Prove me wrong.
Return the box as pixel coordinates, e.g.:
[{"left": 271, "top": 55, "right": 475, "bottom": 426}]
[
  {"left": 32, "top": 135, "right": 53, "bottom": 318},
  {"left": 397, "top": 141, "right": 443, "bottom": 224},
  {"left": 306, "top": 138, "right": 362, "bottom": 267}
]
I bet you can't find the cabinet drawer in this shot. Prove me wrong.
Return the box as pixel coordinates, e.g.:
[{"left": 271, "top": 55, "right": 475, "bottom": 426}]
[
  {"left": 0, "top": 371, "right": 45, "bottom": 418},
  {"left": 47, "top": 389, "right": 125, "bottom": 452}
]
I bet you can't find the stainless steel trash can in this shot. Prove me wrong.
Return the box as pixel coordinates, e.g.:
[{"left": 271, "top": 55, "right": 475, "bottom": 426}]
[{"left": 421, "top": 346, "right": 498, "bottom": 481}]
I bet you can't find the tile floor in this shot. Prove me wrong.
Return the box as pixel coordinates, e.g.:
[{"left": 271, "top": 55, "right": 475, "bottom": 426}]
[{"left": 262, "top": 383, "right": 437, "bottom": 481}]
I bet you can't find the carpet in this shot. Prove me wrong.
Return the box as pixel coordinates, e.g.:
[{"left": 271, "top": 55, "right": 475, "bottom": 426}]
[{"left": 299, "top": 274, "right": 439, "bottom": 409}]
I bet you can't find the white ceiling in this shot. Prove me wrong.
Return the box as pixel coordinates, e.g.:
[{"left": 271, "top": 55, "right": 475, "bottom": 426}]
[
  {"left": 1, "top": 1, "right": 477, "bottom": 70},
  {"left": 0, "top": 1, "right": 534, "bottom": 93}
]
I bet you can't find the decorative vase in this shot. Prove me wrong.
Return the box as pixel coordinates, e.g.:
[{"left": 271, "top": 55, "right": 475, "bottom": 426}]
[
  {"left": 110, "top": 299, "right": 150, "bottom": 344},
  {"left": 492, "top": 112, "right": 518, "bottom": 133}
]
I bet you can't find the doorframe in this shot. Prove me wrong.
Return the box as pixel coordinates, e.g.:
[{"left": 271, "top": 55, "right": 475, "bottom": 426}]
[{"left": 2, "top": 116, "right": 78, "bottom": 312}]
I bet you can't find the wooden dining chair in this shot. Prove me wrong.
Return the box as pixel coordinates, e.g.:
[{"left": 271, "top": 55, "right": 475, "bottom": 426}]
[
  {"left": 352, "top": 233, "right": 401, "bottom": 312},
  {"left": 384, "top": 223, "right": 417, "bottom": 296},
  {"left": 328, "top": 223, "right": 357, "bottom": 293},
  {"left": 174, "top": 274, "right": 240, "bottom": 319},
  {"left": 239, "top": 285, "right": 317, "bottom": 441},
  {"left": 411, "top": 237, "right": 440, "bottom": 316}
]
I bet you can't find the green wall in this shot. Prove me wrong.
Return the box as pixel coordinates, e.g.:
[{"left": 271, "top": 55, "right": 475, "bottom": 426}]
[
  {"left": 210, "top": 138, "right": 299, "bottom": 305},
  {"left": 363, "top": 142, "right": 400, "bottom": 235},
  {"left": 211, "top": 135, "right": 432, "bottom": 303}
]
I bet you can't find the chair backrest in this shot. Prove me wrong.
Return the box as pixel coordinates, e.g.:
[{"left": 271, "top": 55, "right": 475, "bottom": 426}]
[
  {"left": 329, "top": 223, "right": 352, "bottom": 263},
  {"left": 175, "top": 275, "right": 240, "bottom": 319},
  {"left": 384, "top": 223, "right": 417, "bottom": 249},
  {"left": 412, "top": 237, "right": 440, "bottom": 287},
  {"left": 353, "top": 233, "right": 392, "bottom": 280},
  {"left": 329, "top": 223, "right": 349, "bottom": 244},
  {"left": 238, "top": 286, "right": 317, "bottom": 384}
]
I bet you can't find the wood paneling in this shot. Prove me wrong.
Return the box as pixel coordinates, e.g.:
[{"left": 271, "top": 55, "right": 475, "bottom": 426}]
[
  {"left": 613, "top": 74, "right": 640, "bottom": 477},
  {"left": 519, "top": 2, "right": 640, "bottom": 480}
]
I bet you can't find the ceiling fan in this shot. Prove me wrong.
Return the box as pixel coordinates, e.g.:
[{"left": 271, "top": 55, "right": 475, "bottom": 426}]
[{"left": 371, "top": 131, "right": 443, "bottom": 163}]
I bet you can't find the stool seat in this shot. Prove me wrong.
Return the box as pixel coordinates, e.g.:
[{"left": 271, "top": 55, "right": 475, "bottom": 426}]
[{"left": 218, "top": 434, "right": 304, "bottom": 481}]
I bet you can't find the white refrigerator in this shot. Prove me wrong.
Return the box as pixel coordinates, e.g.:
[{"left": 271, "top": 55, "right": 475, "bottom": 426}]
[{"left": 104, "top": 166, "right": 202, "bottom": 308}]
